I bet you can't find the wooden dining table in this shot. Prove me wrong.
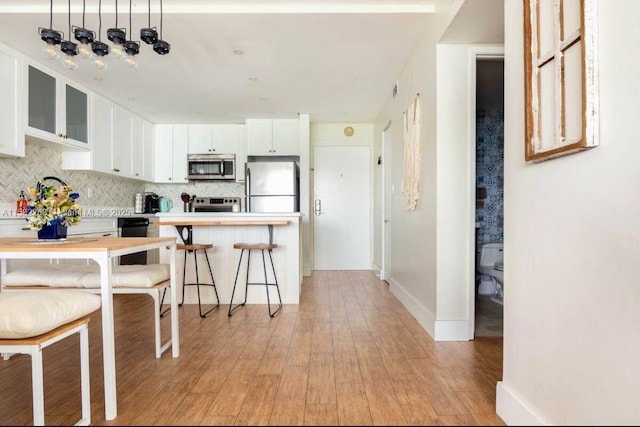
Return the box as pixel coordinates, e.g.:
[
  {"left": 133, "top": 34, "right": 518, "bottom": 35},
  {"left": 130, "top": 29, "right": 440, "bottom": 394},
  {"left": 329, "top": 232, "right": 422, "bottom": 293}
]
[{"left": 0, "top": 236, "right": 178, "bottom": 421}]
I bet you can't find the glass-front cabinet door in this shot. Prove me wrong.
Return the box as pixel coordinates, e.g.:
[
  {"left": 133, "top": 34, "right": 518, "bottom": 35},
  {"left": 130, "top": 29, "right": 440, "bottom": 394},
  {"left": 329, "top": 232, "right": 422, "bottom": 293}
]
[
  {"left": 25, "top": 62, "right": 89, "bottom": 149},
  {"left": 27, "top": 65, "right": 56, "bottom": 135},
  {"left": 64, "top": 82, "right": 88, "bottom": 144}
]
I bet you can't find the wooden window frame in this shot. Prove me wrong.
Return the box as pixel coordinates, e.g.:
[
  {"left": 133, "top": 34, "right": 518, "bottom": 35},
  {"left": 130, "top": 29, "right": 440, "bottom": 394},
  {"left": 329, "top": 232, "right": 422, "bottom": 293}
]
[{"left": 524, "top": 0, "right": 599, "bottom": 162}]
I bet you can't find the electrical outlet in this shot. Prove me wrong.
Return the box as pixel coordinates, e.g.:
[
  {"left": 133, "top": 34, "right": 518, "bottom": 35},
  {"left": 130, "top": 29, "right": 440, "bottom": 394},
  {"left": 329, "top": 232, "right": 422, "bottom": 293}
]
[{"left": 87, "top": 187, "right": 93, "bottom": 198}]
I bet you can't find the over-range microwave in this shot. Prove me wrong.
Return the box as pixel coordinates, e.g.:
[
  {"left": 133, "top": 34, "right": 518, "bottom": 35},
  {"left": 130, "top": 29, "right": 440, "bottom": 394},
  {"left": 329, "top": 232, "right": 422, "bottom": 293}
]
[{"left": 187, "top": 153, "right": 236, "bottom": 180}]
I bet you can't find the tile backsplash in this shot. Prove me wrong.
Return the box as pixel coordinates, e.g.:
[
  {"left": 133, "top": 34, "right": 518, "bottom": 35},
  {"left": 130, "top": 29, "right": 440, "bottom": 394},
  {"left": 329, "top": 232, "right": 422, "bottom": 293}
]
[
  {"left": 0, "top": 142, "right": 245, "bottom": 213},
  {"left": 0, "top": 143, "right": 144, "bottom": 208}
]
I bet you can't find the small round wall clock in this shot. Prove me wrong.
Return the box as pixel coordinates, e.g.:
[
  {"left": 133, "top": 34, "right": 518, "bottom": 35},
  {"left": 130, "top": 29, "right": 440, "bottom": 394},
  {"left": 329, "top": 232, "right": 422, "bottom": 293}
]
[{"left": 344, "top": 126, "right": 354, "bottom": 137}]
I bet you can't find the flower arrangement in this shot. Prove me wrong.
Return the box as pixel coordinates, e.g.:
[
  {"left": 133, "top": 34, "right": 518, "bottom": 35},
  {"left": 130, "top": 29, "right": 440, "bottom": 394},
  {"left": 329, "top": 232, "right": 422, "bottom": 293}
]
[{"left": 25, "top": 178, "right": 82, "bottom": 231}]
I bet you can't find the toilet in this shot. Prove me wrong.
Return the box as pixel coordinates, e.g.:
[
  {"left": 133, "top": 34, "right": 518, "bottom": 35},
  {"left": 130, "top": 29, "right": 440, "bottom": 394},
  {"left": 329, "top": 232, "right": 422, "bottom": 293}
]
[{"left": 476, "top": 242, "right": 504, "bottom": 302}]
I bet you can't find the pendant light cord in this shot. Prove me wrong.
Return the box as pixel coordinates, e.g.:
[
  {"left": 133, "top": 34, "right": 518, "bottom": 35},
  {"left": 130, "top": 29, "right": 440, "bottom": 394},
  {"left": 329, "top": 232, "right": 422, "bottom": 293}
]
[
  {"left": 129, "top": 0, "right": 132, "bottom": 40},
  {"left": 160, "top": 0, "right": 163, "bottom": 39},
  {"left": 67, "top": 0, "right": 71, "bottom": 37},
  {"left": 115, "top": 0, "right": 118, "bottom": 28},
  {"left": 98, "top": 0, "right": 102, "bottom": 40},
  {"left": 49, "top": 0, "right": 53, "bottom": 29},
  {"left": 148, "top": 0, "right": 151, "bottom": 27},
  {"left": 82, "top": 0, "right": 86, "bottom": 27}
]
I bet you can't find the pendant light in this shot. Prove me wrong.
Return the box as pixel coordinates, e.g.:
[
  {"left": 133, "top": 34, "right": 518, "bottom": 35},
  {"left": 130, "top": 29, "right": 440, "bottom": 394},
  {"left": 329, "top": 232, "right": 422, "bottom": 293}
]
[
  {"left": 153, "top": 0, "right": 170, "bottom": 55},
  {"left": 73, "top": 0, "right": 95, "bottom": 59},
  {"left": 38, "top": 0, "right": 62, "bottom": 60},
  {"left": 60, "top": 0, "right": 78, "bottom": 70},
  {"left": 91, "top": 0, "right": 110, "bottom": 70},
  {"left": 107, "top": 0, "right": 126, "bottom": 58},
  {"left": 122, "top": 0, "right": 140, "bottom": 68},
  {"left": 140, "top": 0, "right": 157, "bottom": 44}
]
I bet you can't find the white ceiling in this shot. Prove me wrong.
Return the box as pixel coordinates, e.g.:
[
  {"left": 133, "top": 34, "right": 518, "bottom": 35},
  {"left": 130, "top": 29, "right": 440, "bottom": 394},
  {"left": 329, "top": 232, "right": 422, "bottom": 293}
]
[{"left": 0, "top": 1, "right": 441, "bottom": 124}]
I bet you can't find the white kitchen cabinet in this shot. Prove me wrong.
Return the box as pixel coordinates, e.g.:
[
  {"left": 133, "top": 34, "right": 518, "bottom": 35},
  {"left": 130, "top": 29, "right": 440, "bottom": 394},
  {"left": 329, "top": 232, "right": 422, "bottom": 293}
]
[
  {"left": 131, "top": 115, "right": 144, "bottom": 179},
  {"left": 0, "top": 42, "right": 24, "bottom": 157},
  {"left": 114, "top": 106, "right": 133, "bottom": 177},
  {"left": 24, "top": 60, "right": 90, "bottom": 150},
  {"left": 246, "top": 118, "right": 298, "bottom": 156},
  {"left": 142, "top": 120, "right": 155, "bottom": 181},
  {"left": 188, "top": 124, "right": 244, "bottom": 154},
  {"left": 90, "top": 94, "right": 114, "bottom": 173},
  {"left": 154, "top": 125, "right": 189, "bottom": 183}
]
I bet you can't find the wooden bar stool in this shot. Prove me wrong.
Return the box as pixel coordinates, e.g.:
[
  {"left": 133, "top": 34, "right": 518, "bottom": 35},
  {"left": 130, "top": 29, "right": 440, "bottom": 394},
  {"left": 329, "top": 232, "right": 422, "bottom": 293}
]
[
  {"left": 161, "top": 224, "right": 220, "bottom": 318},
  {"left": 228, "top": 240, "right": 283, "bottom": 318},
  {"left": 176, "top": 242, "right": 220, "bottom": 318}
]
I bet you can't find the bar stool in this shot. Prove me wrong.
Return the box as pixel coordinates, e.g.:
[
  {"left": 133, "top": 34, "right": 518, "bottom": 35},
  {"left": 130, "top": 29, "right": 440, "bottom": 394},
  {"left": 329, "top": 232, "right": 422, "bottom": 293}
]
[
  {"left": 161, "top": 225, "right": 220, "bottom": 318},
  {"left": 228, "top": 239, "right": 283, "bottom": 317}
]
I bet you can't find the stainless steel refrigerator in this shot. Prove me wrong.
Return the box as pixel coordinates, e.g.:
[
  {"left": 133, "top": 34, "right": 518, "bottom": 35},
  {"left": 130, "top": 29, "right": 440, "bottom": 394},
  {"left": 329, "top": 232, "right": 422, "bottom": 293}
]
[{"left": 245, "top": 161, "right": 299, "bottom": 212}]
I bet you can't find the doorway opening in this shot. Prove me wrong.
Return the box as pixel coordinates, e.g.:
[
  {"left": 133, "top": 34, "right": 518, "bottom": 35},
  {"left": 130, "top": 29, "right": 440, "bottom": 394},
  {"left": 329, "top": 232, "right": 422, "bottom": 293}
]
[{"left": 474, "top": 57, "right": 504, "bottom": 338}]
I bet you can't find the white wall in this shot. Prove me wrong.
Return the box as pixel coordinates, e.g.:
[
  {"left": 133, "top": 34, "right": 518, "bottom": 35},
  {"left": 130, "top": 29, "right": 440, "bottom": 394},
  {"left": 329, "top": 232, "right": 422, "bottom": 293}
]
[
  {"left": 374, "top": 17, "right": 441, "bottom": 337},
  {"left": 498, "top": 0, "right": 640, "bottom": 424}
]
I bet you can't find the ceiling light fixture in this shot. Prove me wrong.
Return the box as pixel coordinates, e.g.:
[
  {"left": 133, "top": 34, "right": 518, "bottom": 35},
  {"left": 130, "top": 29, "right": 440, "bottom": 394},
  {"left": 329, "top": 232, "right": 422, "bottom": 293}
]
[
  {"left": 122, "top": 0, "right": 140, "bottom": 68},
  {"left": 38, "top": 0, "right": 62, "bottom": 60},
  {"left": 91, "top": 0, "right": 109, "bottom": 70},
  {"left": 152, "top": 0, "right": 170, "bottom": 55},
  {"left": 60, "top": 0, "right": 78, "bottom": 70},
  {"left": 73, "top": 0, "right": 95, "bottom": 59},
  {"left": 107, "top": 0, "right": 126, "bottom": 59},
  {"left": 140, "top": 0, "right": 158, "bottom": 44}
]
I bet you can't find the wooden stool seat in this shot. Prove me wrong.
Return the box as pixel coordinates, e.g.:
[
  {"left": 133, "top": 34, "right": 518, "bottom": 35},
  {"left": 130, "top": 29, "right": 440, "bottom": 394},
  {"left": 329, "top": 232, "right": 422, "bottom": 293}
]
[
  {"left": 233, "top": 243, "right": 278, "bottom": 250},
  {"left": 177, "top": 243, "right": 213, "bottom": 251}
]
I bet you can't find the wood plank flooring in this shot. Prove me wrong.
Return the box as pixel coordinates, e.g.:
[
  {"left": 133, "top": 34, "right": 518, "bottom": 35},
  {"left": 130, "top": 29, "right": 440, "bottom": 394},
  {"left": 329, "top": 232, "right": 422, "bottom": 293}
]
[{"left": 0, "top": 270, "right": 504, "bottom": 426}]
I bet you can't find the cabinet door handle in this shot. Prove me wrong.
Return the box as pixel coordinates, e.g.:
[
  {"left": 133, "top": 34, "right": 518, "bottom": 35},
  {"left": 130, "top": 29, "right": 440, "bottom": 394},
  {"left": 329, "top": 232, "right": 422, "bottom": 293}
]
[
  {"left": 57, "top": 133, "right": 63, "bottom": 137},
  {"left": 168, "top": 177, "right": 172, "bottom": 181},
  {"left": 21, "top": 227, "right": 31, "bottom": 230},
  {"left": 102, "top": 233, "right": 111, "bottom": 237},
  {"left": 314, "top": 199, "right": 322, "bottom": 216},
  {"left": 113, "top": 168, "right": 120, "bottom": 172}
]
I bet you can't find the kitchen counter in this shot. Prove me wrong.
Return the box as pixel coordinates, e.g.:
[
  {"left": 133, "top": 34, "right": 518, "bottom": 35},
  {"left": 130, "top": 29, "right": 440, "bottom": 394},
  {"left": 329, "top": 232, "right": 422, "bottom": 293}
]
[{"left": 156, "top": 212, "right": 302, "bottom": 305}]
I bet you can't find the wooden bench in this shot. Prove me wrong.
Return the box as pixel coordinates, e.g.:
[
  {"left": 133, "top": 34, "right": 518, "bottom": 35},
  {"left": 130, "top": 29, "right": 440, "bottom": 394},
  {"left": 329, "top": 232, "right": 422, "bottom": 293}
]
[
  {"left": 0, "top": 290, "right": 101, "bottom": 426},
  {"left": 1, "top": 263, "right": 172, "bottom": 359}
]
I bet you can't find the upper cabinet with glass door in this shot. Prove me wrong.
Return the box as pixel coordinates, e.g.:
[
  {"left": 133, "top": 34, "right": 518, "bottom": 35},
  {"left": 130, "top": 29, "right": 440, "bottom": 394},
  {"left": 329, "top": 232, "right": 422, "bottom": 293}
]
[{"left": 24, "top": 61, "right": 90, "bottom": 150}]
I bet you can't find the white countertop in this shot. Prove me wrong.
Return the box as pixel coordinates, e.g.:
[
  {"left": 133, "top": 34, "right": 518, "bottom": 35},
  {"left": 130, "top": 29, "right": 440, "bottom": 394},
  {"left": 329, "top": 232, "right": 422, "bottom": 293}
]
[{"left": 156, "top": 212, "right": 302, "bottom": 218}]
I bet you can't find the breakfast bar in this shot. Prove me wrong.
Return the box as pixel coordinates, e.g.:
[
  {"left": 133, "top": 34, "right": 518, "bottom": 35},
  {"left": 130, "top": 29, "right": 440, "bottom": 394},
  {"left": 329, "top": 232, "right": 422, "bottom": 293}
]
[{"left": 156, "top": 212, "right": 302, "bottom": 305}]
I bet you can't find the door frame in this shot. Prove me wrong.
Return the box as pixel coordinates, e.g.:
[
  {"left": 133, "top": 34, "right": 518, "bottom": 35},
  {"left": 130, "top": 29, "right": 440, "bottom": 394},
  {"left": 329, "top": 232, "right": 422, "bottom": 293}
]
[
  {"left": 381, "top": 120, "right": 392, "bottom": 281},
  {"left": 467, "top": 47, "right": 505, "bottom": 339}
]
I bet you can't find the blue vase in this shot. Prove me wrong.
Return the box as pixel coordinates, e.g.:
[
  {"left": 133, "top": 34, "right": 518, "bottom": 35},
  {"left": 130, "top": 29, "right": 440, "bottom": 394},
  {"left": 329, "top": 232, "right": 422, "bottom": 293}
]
[{"left": 37, "top": 223, "right": 68, "bottom": 240}]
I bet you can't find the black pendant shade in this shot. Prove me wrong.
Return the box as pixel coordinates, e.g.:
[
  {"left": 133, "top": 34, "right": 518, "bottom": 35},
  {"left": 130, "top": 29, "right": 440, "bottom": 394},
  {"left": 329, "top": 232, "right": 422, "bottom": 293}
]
[
  {"left": 140, "top": 27, "right": 158, "bottom": 44},
  {"left": 73, "top": 26, "right": 95, "bottom": 44},
  {"left": 153, "top": 39, "right": 170, "bottom": 55},
  {"left": 91, "top": 40, "right": 109, "bottom": 56},
  {"left": 39, "top": 27, "right": 62, "bottom": 45},
  {"left": 123, "top": 40, "right": 140, "bottom": 56},
  {"left": 60, "top": 40, "right": 78, "bottom": 56},
  {"left": 107, "top": 28, "right": 126, "bottom": 45}
]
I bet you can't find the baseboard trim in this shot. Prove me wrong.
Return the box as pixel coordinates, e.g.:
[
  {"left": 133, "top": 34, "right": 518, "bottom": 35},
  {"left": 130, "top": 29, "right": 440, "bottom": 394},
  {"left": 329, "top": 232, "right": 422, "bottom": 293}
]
[
  {"left": 388, "top": 277, "right": 436, "bottom": 339},
  {"left": 497, "top": 381, "right": 548, "bottom": 426},
  {"left": 434, "top": 319, "right": 471, "bottom": 341}
]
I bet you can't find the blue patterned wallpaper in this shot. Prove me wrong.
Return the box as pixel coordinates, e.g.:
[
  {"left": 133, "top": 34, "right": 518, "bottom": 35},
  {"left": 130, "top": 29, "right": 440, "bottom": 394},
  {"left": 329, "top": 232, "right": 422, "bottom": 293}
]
[{"left": 476, "top": 108, "right": 504, "bottom": 244}]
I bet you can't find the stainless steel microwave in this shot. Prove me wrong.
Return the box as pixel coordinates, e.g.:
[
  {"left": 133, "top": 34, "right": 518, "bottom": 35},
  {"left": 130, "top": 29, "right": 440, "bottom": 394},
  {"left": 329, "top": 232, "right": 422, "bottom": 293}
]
[{"left": 187, "top": 153, "right": 236, "bottom": 180}]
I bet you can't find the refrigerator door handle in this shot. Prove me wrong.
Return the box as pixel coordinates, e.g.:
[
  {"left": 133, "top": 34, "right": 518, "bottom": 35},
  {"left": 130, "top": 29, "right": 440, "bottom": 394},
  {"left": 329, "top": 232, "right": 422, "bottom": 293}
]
[
  {"left": 245, "top": 167, "right": 251, "bottom": 212},
  {"left": 314, "top": 199, "right": 322, "bottom": 216}
]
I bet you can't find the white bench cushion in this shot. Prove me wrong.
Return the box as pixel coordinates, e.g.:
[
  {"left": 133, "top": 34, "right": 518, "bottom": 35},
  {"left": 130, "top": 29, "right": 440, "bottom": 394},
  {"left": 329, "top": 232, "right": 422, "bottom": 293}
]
[
  {"left": 0, "top": 290, "right": 101, "bottom": 339},
  {"left": 2, "top": 264, "right": 170, "bottom": 289}
]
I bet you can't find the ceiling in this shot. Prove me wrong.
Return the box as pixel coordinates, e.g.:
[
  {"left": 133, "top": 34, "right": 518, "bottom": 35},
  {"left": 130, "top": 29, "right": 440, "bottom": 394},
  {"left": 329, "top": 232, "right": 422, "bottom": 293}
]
[{"left": 0, "top": 1, "right": 441, "bottom": 124}]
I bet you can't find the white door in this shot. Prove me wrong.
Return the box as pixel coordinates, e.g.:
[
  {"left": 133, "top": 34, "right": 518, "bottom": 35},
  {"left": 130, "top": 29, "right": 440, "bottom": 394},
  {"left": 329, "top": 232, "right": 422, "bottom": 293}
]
[{"left": 313, "top": 145, "right": 370, "bottom": 270}]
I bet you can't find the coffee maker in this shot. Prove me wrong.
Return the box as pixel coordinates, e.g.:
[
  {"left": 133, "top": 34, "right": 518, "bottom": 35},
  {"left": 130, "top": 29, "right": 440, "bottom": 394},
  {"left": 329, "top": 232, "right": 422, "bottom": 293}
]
[{"left": 144, "top": 193, "right": 161, "bottom": 213}]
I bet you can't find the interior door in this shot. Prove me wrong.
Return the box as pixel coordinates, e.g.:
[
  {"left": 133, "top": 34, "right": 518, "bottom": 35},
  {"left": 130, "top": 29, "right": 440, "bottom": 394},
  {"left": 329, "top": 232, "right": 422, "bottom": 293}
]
[{"left": 313, "top": 145, "right": 370, "bottom": 270}]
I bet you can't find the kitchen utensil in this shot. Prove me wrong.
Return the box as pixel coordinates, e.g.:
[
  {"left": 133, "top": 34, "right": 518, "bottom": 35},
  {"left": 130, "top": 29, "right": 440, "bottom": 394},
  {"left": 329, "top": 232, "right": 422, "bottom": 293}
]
[
  {"left": 189, "top": 194, "right": 196, "bottom": 213},
  {"left": 180, "top": 193, "right": 190, "bottom": 212},
  {"left": 134, "top": 193, "right": 145, "bottom": 213}
]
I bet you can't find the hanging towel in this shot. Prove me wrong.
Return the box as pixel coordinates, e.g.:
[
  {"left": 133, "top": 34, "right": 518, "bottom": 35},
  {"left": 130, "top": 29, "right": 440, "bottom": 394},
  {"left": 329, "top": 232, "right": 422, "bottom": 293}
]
[{"left": 403, "top": 94, "right": 421, "bottom": 211}]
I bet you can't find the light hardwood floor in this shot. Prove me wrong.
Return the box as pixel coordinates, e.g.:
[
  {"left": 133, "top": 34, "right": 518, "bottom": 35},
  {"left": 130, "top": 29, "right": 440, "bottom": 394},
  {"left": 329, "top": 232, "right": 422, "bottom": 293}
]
[{"left": 0, "top": 270, "right": 504, "bottom": 426}]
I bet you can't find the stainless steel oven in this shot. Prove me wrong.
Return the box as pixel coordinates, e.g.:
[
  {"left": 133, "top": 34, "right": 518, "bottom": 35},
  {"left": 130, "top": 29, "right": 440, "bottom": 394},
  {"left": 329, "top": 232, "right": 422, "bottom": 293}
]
[
  {"left": 187, "top": 153, "right": 236, "bottom": 180},
  {"left": 117, "top": 217, "right": 159, "bottom": 264}
]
